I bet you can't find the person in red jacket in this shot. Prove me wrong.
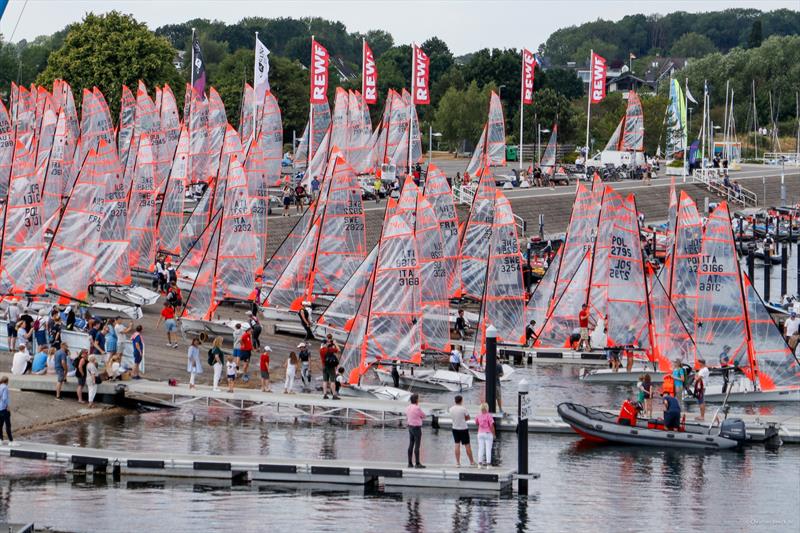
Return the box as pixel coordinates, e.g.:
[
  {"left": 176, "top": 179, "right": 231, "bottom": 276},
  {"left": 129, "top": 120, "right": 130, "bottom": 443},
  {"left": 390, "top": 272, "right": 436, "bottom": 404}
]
[
  {"left": 239, "top": 328, "right": 253, "bottom": 383},
  {"left": 577, "top": 304, "right": 591, "bottom": 351},
  {"left": 617, "top": 399, "right": 640, "bottom": 427}
]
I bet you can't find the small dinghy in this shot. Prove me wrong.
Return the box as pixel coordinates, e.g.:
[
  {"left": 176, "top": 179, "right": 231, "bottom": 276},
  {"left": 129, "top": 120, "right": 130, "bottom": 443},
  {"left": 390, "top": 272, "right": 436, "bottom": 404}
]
[
  {"left": 557, "top": 402, "right": 747, "bottom": 450},
  {"left": 338, "top": 385, "right": 412, "bottom": 402},
  {"left": 463, "top": 364, "right": 516, "bottom": 382}
]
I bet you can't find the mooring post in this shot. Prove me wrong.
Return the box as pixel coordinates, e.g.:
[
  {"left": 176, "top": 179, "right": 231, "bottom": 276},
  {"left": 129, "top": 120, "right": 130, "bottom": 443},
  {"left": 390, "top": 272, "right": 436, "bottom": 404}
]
[
  {"left": 486, "top": 325, "right": 498, "bottom": 414},
  {"left": 748, "top": 249, "right": 755, "bottom": 284},
  {"left": 517, "top": 378, "right": 530, "bottom": 495},
  {"left": 764, "top": 248, "right": 771, "bottom": 302},
  {"left": 781, "top": 243, "right": 788, "bottom": 299}
]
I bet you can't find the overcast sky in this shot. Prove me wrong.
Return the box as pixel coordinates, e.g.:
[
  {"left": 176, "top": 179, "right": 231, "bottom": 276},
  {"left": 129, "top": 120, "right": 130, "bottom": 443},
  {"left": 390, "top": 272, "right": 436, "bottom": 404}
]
[{"left": 1, "top": 0, "right": 797, "bottom": 54}]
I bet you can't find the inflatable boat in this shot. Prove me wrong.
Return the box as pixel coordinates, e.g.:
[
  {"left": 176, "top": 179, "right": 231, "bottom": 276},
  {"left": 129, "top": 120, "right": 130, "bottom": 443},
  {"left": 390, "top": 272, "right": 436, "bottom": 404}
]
[{"left": 557, "top": 402, "right": 746, "bottom": 450}]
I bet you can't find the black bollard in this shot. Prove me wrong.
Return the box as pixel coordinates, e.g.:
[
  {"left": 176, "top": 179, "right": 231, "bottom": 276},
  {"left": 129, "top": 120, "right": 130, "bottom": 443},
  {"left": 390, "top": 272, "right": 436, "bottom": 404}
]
[
  {"left": 748, "top": 249, "right": 755, "bottom": 284},
  {"left": 486, "top": 325, "right": 498, "bottom": 414},
  {"left": 764, "top": 248, "right": 771, "bottom": 302},
  {"left": 782, "top": 244, "right": 789, "bottom": 299},
  {"left": 797, "top": 241, "right": 800, "bottom": 296},
  {"left": 538, "top": 214, "right": 544, "bottom": 241},
  {"left": 517, "top": 379, "right": 530, "bottom": 495}
]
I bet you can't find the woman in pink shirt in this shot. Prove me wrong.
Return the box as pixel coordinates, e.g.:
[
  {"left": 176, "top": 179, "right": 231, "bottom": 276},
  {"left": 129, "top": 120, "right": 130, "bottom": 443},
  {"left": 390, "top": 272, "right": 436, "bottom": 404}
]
[
  {"left": 406, "top": 393, "right": 426, "bottom": 468},
  {"left": 475, "top": 402, "right": 496, "bottom": 468}
]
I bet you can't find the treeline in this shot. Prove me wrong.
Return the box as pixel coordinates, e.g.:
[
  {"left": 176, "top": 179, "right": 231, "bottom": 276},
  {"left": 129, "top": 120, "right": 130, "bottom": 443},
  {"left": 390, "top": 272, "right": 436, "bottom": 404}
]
[
  {"left": 542, "top": 8, "right": 800, "bottom": 65},
  {"left": 0, "top": 10, "right": 797, "bottom": 155}
]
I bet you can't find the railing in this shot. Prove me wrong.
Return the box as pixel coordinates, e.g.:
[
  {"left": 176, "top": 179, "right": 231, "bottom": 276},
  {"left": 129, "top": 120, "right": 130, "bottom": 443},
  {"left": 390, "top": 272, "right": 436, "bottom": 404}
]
[
  {"left": 690, "top": 169, "right": 758, "bottom": 207},
  {"left": 763, "top": 152, "right": 800, "bottom": 166},
  {"left": 452, "top": 183, "right": 527, "bottom": 236}
]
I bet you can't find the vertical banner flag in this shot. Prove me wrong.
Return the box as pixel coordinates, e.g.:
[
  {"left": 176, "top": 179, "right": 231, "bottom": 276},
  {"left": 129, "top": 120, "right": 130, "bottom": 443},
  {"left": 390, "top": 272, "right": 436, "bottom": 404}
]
[
  {"left": 310, "top": 39, "right": 330, "bottom": 104},
  {"left": 0, "top": 1, "right": 8, "bottom": 23},
  {"left": 589, "top": 52, "right": 607, "bottom": 104},
  {"left": 254, "top": 36, "right": 271, "bottom": 101},
  {"left": 522, "top": 48, "right": 536, "bottom": 105},
  {"left": 192, "top": 35, "right": 207, "bottom": 97},
  {"left": 412, "top": 44, "right": 430, "bottom": 105},
  {"left": 362, "top": 41, "right": 378, "bottom": 104}
]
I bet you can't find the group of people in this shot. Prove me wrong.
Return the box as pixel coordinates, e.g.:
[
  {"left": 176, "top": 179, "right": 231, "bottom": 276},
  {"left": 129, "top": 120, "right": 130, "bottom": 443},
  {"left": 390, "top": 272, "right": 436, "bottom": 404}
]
[
  {"left": 280, "top": 178, "right": 320, "bottom": 216},
  {"left": 405, "top": 394, "right": 497, "bottom": 469}
]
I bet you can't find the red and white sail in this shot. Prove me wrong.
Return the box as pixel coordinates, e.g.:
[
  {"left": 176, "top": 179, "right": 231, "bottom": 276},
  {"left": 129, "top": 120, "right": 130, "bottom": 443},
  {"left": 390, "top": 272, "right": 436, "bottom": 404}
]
[
  {"left": 667, "top": 191, "right": 702, "bottom": 330},
  {"left": 160, "top": 84, "right": 181, "bottom": 172},
  {"left": 42, "top": 145, "right": 105, "bottom": 303},
  {"left": 0, "top": 100, "right": 13, "bottom": 201},
  {"left": 92, "top": 140, "right": 131, "bottom": 286},
  {"left": 423, "top": 164, "right": 459, "bottom": 290},
  {"left": 294, "top": 102, "right": 331, "bottom": 169},
  {"left": 118, "top": 85, "right": 136, "bottom": 170},
  {"left": 0, "top": 140, "right": 46, "bottom": 295},
  {"left": 243, "top": 132, "right": 269, "bottom": 270},
  {"left": 318, "top": 245, "right": 379, "bottom": 332},
  {"left": 180, "top": 211, "right": 222, "bottom": 321},
  {"left": 239, "top": 82, "right": 255, "bottom": 142},
  {"left": 453, "top": 170, "right": 496, "bottom": 299},
  {"left": 540, "top": 124, "right": 558, "bottom": 175},
  {"left": 482, "top": 190, "right": 526, "bottom": 345},
  {"left": 348, "top": 90, "right": 373, "bottom": 174},
  {"left": 41, "top": 111, "right": 75, "bottom": 232},
  {"left": 620, "top": 92, "right": 645, "bottom": 152},
  {"left": 254, "top": 91, "right": 282, "bottom": 187},
  {"left": 126, "top": 134, "right": 158, "bottom": 272},
  {"left": 156, "top": 126, "right": 189, "bottom": 257}
]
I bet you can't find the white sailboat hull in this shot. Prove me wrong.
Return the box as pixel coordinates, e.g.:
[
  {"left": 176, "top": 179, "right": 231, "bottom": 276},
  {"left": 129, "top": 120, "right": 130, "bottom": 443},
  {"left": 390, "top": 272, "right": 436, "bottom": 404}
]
[
  {"left": 180, "top": 318, "right": 249, "bottom": 339},
  {"left": 463, "top": 364, "right": 516, "bottom": 382},
  {"left": 374, "top": 368, "right": 473, "bottom": 392},
  {"left": 339, "top": 385, "right": 412, "bottom": 402},
  {"left": 94, "top": 285, "right": 160, "bottom": 307},
  {"left": 580, "top": 365, "right": 666, "bottom": 383},
  {"left": 87, "top": 302, "right": 142, "bottom": 320},
  {"left": 698, "top": 382, "right": 800, "bottom": 403}
]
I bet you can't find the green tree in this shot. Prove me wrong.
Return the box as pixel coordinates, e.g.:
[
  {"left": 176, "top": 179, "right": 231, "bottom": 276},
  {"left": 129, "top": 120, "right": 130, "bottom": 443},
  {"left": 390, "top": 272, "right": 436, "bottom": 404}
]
[
  {"left": 748, "top": 20, "right": 763, "bottom": 48},
  {"left": 540, "top": 68, "right": 584, "bottom": 100},
  {"left": 37, "top": 12, "right": 181, "bottom": 118},
  {"left": 670, "top": 32, "right": 717, "bottom": 58},
  {"left": 363, "top": 30, "right": 393, "bottom": 58},
  {"left": 434, "top": 81, "right": 492, "bottom": 149}
]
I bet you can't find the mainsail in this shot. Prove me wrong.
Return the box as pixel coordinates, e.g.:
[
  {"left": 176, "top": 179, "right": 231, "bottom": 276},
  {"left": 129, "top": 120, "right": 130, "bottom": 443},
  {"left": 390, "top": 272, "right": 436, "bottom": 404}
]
[
  {"left": 91, "top": 140, "right": 131, "bottom": 286},
  {"left": 667, "top": 191, "right": 702, "bottom": 330},
  {"left": 620, "top": 91, "right": 644, "bottom": 152},
  {"left": 453, "top": 169, "right": 496, "bottom": 299},
  {"left": 466, "top": 91, "right": 506, "bottom": 174},
  {"left": 156, "top": 126, "right": 189, "bottom": 257},
  {"left": 0, "top": 140, "right": 46, "bottom": 295},
  {"left": 294, "top": 102, "right": 331, "bottom": 169},
  {"left": 118, "top": 85, "right": 136, "bottom": 170},
  {"left": 0, "top": 100, "right": 14, "bottom": 201},
  {"left": 160, "top": 84, "right": 181, "bottom": 163},
  {"left": 259, "top": 91, "right": 283, "bottom": 187},
  {"left": 239, "top": 83, "right": 255, "bottom": 142},
  {"left": 540, "top": 124, "right": 558, "bottom": 174},
  {"left": 126, "top": 134, "right": 158, "bottom": 272},
  {"left": 423, "top": 164, "right": 459, "bottom": 289},
  {"left": 243, "top": 132, "right": 269, "bottom": 270}
]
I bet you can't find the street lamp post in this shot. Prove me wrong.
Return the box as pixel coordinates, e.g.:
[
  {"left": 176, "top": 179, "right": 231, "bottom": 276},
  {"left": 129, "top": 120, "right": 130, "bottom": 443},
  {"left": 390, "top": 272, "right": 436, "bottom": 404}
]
[
  {"left": 428, "top": 126, "right": 442, "bottom": 168},
  {"left": 537, "top": 125, "right": 550, "bottom": 165}
]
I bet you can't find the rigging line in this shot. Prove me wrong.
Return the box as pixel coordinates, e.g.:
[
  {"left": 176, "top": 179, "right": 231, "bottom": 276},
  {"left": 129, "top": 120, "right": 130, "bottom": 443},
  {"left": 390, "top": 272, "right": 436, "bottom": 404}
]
[{"left": 7, "top": 0, "right": 28, "bottom": 42}]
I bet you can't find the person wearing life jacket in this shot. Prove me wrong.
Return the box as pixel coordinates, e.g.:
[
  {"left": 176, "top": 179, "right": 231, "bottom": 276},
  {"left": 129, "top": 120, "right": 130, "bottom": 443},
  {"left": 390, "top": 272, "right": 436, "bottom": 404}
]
[
  {"left": 617, "top": 398, "right": 640, "bottom": 427},
  {"left": 661, "top": 374, "right": 675, "bottom": 396}
]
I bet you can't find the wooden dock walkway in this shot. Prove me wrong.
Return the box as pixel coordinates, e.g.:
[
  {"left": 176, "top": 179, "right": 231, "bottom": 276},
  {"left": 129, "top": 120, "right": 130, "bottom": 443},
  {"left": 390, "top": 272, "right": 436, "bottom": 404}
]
[{"left": 0, "top": 441, "right": 522, "bottom": 492}]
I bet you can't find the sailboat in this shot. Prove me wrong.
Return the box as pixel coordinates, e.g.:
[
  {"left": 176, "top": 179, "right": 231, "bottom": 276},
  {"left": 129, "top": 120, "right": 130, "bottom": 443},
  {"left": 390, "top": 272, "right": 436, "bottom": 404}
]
[
  {"left": 589, "top": 91, "right": 646, "bottom": 168},
  {"left": 465, "top": 91, "right": 505, "bottom": 177},
  {"left": 539, "top": 124, "right": 558, "bottom": 178}
]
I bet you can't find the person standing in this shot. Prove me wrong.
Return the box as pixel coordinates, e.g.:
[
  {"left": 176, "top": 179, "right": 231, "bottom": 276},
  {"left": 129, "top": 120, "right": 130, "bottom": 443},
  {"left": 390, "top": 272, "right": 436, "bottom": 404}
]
[
  {"left": 321, "top": 338, "right": 340, "bottom": 399},
  {"left": 525, "top": 320, "right": 537, "bottom": 347},
  {"left": 694, "top": 359, "right": 710, "bottom": 421},
  {"left": 104, "top": 319, "right": 119, "bottom": 362},
  {"left": 297, "top": 342, "right": 311, "bottom": 392},
  {"left": 578, "top": 304, "right": 591, "bottom": 351},
  {"left": 475, "top": 403, "right": 496, "bottom": 468},
  {"left": 310, "top": 176, "right": 320, "bottom": 202},
  {"left": 671, "top": 359, "right": 686, "bottom": 408},
  {"left": 15, "top": 320, "right": 32, "bottom": 351},
  {"left": 406, "top": 393, "right": 426, "bottom": 468},
  {"left": 187, "top": 338, "right": 203, "bottom": 389},
  {"left": 449, "top": 346, "right": 462, "bottom": 372},
  {"left": 86, "top": 355, "right": 99, "bottom": 408},
  {"left": 373, "top": 176, "right": 382, "bottom": 204},
  {"left": 75, "top": 350, "right": 89, "bottom": 404},
  {"left": 259, "top": 346, "right": 272, "bottom": 392},
  {"left": 209, "top": 336, "right": 224, "bottom": 391},
  {"left": 298, "top": 301, "right": 315, "bottom": 341},
  {"left": 157, "top": 302, "right": 179, "bottom": 348},
  {"left": 448, "top": 395, "right": 476, "bottom": 467},
  {"left": 5, "top": 300, "right": 20, "bottom": 350},
  {"left": 247, "top": 311, "right": 262, "bottom": 350},
  {"left": 784, "top": 312, "right": 800, "bottom": 343},
  {"left": 226, "top": 355, "right": 237, "bottom": 393},
  {"left": 239, "top": 327, "right": 253, "bottom": 383},
  {"left": 0, "top": 376, "right": 12, "bottom": 444},
  {"left": 284, "top": 351, "right": 298, "bottom": 394},
  {"left": 455, "top": 310, "right": 468, "bottom": 340},
  {"left": 391, "top": 361, "right": 400, "bottom": 388},
  {"left": 281, "top": 184, "right": 292, "bottom": 216},
  {"left": 131, "top": 326, "right": 144, "bottom": 380},
  {"left": 54, "top": 344, "right": 68, "bottom": 400}
]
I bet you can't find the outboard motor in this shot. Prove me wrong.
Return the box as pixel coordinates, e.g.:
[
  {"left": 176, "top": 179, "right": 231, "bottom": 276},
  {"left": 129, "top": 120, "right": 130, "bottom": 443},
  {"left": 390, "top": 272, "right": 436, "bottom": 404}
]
[{"left": 719, "top": 418, "right": 747, "bottom": 446}]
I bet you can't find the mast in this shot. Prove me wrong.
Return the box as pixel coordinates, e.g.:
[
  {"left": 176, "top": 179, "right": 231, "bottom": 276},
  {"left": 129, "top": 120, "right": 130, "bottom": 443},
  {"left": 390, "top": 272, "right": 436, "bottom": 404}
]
[
  {"left": 699, "top": 80, "right": 707, "bottom": 178},
  {"left": 723, "top": 80, "right": 730, "bottom": 162},
  {"left": 683, "top": 78, "right": 688, "bottom": 183},
  {"left": 752, "top": 80, "right": 758, "bottom": 160},
  {"left": 253, "top": 31, "right": 259, "bottom": 141},
  {"left": 408, "top": 44, "right": 415, "bottom": 175},
  {"left": 519, "top": 51, "right": 524, "bottom": 171}
]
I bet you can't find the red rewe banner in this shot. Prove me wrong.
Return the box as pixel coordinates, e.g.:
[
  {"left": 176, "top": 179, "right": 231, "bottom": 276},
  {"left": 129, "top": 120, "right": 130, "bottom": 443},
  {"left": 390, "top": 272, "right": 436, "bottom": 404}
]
[
  {"left": 310, "top": 39, "right": 330, "bottom": 104},
  {"left": 362, "top": 41, "right": 378, "bottom": 104},
  {"left": 589, "top": 52, "right": 607, "bottom": 104},
  {"left": 412, "top": 45, "right": 430, "bottom": 105},
  {"left": 522, "top": 48, "right": 536, "bottom": 105}
]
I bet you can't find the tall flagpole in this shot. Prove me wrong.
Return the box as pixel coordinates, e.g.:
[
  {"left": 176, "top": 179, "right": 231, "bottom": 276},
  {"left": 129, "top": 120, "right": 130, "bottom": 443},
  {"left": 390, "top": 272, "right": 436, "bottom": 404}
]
[
  {"left": 361, "top": 38, "right": 366, "bottom": 97},
  {"left": 308, "top": 35, "right": 315, "bottom": 171},
  {"left": 519, "top": 50, "right": 524, "bottom": 171},
  {"left": 683, "top": 77, "right": 689, "bottom": 183},
  {"left": 583, "top": 49, "right": 593, "bottom": 186},
  {"left": 253, "top": 31, "right": 259, "bottom": 141},
  {"left": 190, "top": 28, "right": 196, "bottom": 87},
  {"left": 408, "top": 43, "right": 415, "bottom": 175}
]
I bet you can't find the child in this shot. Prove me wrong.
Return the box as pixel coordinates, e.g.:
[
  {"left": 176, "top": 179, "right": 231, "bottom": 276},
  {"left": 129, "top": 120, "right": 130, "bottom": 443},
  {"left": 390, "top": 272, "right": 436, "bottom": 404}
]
[
  {"left": 259, "top": 346, "right": 271, "bottom": 392},
  {"left": 226, "top": 355, "right": 237, "bottom": 393},
  {"left": 335, "top": 367, "right": 346, "bottom": 394},
  {"left": 475, "top": 403, "right": 496, "bottom": 469},
  {"left": 284, "top": 351, "right": 298, "bottom": 394}
]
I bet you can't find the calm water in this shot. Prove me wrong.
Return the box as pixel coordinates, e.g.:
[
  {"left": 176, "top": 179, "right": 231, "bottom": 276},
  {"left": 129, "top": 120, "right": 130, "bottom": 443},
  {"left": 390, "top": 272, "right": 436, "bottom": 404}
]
[{"left": 1, "top": 364, "right": 799, "bottom": 533}]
